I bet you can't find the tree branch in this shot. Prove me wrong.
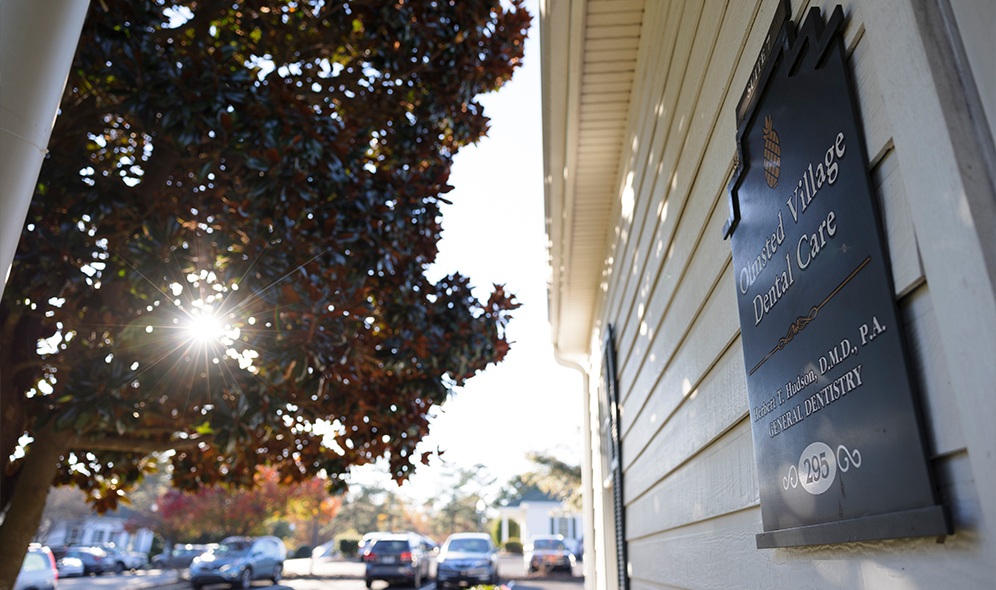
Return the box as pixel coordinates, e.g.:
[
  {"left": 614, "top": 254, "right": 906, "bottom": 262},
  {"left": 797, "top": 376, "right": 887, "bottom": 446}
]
[{"left": 73, "top": 433, "right": 206, "bottom": 454}]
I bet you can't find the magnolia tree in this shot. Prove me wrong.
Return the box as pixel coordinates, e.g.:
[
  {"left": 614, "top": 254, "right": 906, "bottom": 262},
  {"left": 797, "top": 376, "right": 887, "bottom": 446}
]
[{"left": 0, "top": 0, "right": 527, "bottom": 583}]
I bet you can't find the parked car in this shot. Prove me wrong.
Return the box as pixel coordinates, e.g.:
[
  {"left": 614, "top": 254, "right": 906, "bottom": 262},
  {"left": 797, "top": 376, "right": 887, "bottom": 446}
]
[
  {"left": 63, "top": 546, "right": 113, "bottom": 575},
  {"left": 151, "top": 544, "right": 215, "bottom": 569},
  {"left": 14, "top": 544, "right": 58, "bottom": 590},
  {"left": 436, "top": 532, "right": 499, "bottom": 589},
  {"left": 84, "top": 543, "right": 145, "bottom": 573},
  {"left": 524, "top": 534, "right": 575, "bottom": 574},
  {"left": 362, "top": 533, "right": 433, "bottom": 588},
  {"left": 356, "top": 531, "right": 390, "bottom": 560},
  {"left": 189, "top": 536, "right": 286, "bottom": 589},
  {"left": 311, "top": 539, "right": 337, "bottom": 559},
  {"left": 56, "top": 556, "right": 85, "bottom": 578},
  {"left": 121, "top": 548, "right": 148, "bottom": 570}
]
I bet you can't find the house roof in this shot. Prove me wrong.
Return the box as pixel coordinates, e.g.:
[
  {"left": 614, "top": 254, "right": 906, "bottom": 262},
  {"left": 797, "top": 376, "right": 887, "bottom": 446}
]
[
  {"left": 541, "top": 0, "right": 646, "bottom": 362},
  {"left": 504, "top": 487, "right": 561, "bottom": 507}
]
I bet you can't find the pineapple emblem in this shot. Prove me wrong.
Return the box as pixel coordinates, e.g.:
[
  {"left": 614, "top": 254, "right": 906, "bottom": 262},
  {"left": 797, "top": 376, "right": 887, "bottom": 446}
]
[{"left": 762, "top": 115, "right": 781, "bottom": 189}]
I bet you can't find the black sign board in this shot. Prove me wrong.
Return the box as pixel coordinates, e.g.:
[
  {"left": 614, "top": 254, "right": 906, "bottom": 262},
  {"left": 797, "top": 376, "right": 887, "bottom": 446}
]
[{"left": 725, "top": 5, "right": 949, "bottom": 548}]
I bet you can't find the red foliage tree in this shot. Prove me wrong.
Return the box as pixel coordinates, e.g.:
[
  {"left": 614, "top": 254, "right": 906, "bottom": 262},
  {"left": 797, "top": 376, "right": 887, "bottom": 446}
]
[{"left": 152, "top": 467, "right": 340, "bottom": 544}]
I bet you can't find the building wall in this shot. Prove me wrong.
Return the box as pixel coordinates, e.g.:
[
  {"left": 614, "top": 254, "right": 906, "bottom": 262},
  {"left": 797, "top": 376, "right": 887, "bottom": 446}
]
[
  {"left": 44, "top": 516, "right": 155, "bottom": 554},
  {"left": 578, "top": 0, "right": 995, "bottom": 588},
  {"left": 498, "top": 500, "right": 583, "bottom": 549}
]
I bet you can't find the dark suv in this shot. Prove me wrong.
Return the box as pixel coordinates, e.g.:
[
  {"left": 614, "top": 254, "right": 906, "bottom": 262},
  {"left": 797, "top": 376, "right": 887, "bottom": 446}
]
[{"left": 362, "top": 533, "right": 433, "bottom": 588}]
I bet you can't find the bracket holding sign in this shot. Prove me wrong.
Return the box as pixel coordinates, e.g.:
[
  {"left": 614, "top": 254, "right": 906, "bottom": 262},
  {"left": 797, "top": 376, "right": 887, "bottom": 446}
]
[{"left": 725, "top": 4, "right": 949, "bottom": 548}]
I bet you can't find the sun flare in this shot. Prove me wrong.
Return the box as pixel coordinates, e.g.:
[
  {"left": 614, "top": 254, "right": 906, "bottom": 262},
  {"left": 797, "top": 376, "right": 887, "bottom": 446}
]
[{"left": 184, "top": 311, "right": 226, "bottom": 344}]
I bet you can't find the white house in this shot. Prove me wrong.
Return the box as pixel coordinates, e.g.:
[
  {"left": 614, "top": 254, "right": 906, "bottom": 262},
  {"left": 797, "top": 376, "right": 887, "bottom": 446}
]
[
  {"left": 497, "top": 489, "right": 582, "bottom": 552},
  {"left": 43, "top": 511, "right": 155, "bottom": 555}
]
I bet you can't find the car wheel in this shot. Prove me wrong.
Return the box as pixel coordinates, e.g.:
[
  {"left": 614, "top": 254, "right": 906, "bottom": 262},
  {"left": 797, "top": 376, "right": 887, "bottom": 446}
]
[
  {"left": 270, "top": 563, "right": 282, "bottom": 584},
  {"left": 234, "top": 567, "right": 252, "bottom": 589},
  {"left": 365, "top": 578, "right": 373, "bottom": 589},
  {"left": 115, "top": 561, "right": 126, "bottom": 574}
]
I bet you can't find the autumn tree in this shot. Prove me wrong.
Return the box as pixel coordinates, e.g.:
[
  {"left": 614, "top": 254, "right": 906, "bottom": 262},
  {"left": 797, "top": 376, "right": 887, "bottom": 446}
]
[
  {"left": 150, "top": 467, "right": 340, "bottom": 545},
  {"left": 332, "top": 483, "right": 425, "bottom": 538},
  {"left": 283, "top": 476, "right": 343, "bottom": 550},
  {"left": 0, "top": 0, "right": 528, "bottom": 584}
]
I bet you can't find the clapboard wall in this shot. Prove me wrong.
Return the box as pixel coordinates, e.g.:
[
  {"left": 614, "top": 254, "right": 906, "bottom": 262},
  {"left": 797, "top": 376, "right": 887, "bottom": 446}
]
[{"left": 581, "top": 0, "right": 996, "bottom": 588}]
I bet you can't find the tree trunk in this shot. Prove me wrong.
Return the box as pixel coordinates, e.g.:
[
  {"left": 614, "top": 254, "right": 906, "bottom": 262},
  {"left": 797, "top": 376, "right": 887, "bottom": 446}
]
[{"left": 0, "top": 424, "right": 71, "bottom": 589}]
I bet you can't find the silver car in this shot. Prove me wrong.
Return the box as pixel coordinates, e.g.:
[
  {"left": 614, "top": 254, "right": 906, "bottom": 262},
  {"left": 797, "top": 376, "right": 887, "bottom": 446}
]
[
  {"left": 524, "top": 534, "right": 575, "bottom": 574},
  {"left": 14, "top": 544, "right": 58, "bottom": 590},
  {"left": 436, "top": 533, "right": 499, "bottom": 589}
]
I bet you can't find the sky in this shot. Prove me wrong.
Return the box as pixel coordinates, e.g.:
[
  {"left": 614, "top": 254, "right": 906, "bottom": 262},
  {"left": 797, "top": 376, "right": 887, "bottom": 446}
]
[{"left": 350, "top": 0, "right": 584, "bottom": 504}]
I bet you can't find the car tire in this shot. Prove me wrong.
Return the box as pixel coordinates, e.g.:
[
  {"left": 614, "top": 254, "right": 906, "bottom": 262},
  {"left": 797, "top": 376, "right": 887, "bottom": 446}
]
[
  {"left": 235, "top": 567, "right": 253, "bottom": 589},
  {"left": 115, "top": 561, "right": 126, "bottom": 574},
  {"left": 270, "top": 563, "right": 282, "bottom": 584},
  {"left": 365, "top": 578, "right": 373, "bottom": 589}
]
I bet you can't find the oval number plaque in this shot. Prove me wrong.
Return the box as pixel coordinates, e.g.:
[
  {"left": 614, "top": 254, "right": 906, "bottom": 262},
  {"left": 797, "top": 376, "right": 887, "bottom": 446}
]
[{"left": 798, "top": 441, "right": 836, "bottom": 495}]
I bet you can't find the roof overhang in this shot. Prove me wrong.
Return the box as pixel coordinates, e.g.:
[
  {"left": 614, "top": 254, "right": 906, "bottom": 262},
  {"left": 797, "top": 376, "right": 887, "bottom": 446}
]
[{"left": 541, "top": 0, "right": 644, "bottom": 363}]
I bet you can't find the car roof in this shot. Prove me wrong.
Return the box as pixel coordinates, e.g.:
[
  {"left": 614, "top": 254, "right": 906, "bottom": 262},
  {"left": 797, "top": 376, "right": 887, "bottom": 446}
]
[
  {"left": 373, "top": 533, "right": 417, "bottom": 540},
  {"left": 446, "top": 532, "right": 490, "bottom": 540}
]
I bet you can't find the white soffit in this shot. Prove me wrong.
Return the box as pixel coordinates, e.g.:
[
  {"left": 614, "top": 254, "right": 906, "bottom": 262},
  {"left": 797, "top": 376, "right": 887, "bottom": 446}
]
[{"left": 542, "top": 0, "right": 644, "bottom": 360}]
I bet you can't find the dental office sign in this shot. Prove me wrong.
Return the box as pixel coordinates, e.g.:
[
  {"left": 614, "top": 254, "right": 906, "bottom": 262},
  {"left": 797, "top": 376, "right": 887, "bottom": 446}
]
[{"left": 724, "top": 4, "right": 948, "bottom": 548}]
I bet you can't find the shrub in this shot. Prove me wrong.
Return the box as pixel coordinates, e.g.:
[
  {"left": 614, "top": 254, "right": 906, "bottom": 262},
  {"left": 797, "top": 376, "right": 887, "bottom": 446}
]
[
  {"left": 292, "top": 546, "right": 312, "bottom": 559},
  {"left": 503, "top": 538, "right": 523, "bottom": 554},
  {"left": 339, "top": 538, "right": 359, "bottom": 556},
  {"left": 491, "top": 518, "right": 520, "bottom": 547}
]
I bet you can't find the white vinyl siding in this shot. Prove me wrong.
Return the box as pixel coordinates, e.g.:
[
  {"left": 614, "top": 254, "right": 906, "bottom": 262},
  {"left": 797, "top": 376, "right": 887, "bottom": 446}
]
[{"left": 578, "top": 0, "right": 995, "bottom": 587}]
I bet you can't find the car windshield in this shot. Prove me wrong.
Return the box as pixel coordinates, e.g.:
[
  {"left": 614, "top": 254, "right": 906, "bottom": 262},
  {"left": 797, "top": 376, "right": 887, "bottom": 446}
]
[
  {"left": 447, "top": 538, "right": 490, "bottom": 553},
  {"left": 214, "top": 541, "right": 252, "bottom": 557},
  {"left": 533, "top": 539, "right": 567, "bottom": 550},
  {"left": 371, "top": 540, "right": 409, "bottom": 553}
]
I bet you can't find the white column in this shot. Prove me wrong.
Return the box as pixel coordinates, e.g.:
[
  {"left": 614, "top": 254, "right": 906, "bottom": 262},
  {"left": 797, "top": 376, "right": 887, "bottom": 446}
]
[{"left": 0, "top": 0, "right": 90, "bottom": 298}]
